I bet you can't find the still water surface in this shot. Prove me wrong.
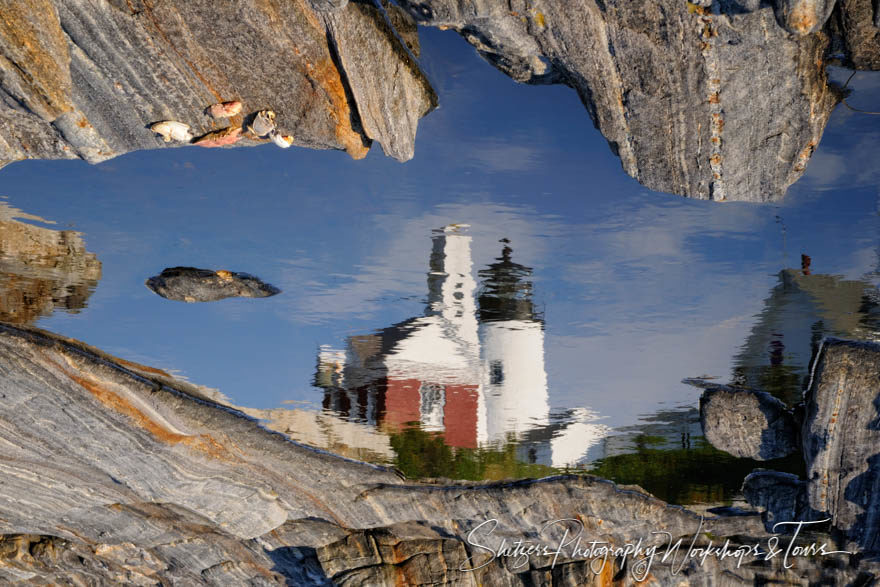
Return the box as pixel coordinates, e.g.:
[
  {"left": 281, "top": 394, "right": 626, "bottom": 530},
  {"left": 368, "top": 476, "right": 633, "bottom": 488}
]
[{"left": 1, "top": 30, "right": 878, "bottom": 505}]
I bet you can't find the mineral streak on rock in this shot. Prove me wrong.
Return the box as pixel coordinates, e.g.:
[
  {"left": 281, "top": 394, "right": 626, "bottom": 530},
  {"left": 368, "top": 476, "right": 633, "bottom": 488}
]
[
  {"left": 0, "top": 0, "right": 436, "bottom": 167},
  {"left": 2, "top": 323, "right": 875, "bottom": 583},
  {"left": 699, "top": 384, "right": 800, "bottom": 460},
  {"left": 803, "top": 338, "right": 880, "bottom": 553},
  {"left": 145, "top": 266, "right": 281, "bottom": 302},
  {"left": 320, "top": 0, "right": 437, "bottom": 161},
  {"left": 0, "top": 202, "right": 101, "bottom": 324},
  {"left": 396, "top": 0, "right": 843, "bottom": 202}
]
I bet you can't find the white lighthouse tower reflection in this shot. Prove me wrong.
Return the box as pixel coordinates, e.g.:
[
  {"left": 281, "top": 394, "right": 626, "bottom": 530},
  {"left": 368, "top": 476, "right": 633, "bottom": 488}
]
[{"left": 316, "top": 225, "right": 607, "bottom": 467}]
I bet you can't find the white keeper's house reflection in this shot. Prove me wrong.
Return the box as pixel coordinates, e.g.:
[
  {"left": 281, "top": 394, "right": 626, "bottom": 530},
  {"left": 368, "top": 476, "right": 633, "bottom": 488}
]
[{"left": 315, "top": 225, "right": 607, "bottom": 467}]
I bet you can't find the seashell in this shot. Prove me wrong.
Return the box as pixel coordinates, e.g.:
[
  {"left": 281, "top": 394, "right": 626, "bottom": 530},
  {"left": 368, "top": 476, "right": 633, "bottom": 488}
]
[
  {"left": 150, "top": 121, "right": 192, "bottom": 143},
  {"left": 269, "top": 131, "right": 294, "bottom": 149},
  {"left": 248, "top": 110, "right": 276, "bottom": 138},
  {"left": 193, "top": 126, "right": 242, "bottom": 148},
  {"left": 205, "top": 101, "right": 242, "bottom": 119}
]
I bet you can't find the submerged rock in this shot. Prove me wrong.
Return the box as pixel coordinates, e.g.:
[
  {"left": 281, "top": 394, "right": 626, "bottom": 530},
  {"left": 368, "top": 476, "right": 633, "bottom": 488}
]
[
  {"left": 699, "top": 384, "right": 800, "bottom": 460},
  {"left": 145, "top": 267, "right": 280, "bottom": 302}
]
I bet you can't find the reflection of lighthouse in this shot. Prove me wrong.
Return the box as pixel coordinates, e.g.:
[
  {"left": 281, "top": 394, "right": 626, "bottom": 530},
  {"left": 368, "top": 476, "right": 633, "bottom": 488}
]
[
  {"left": 477, "top": 240, "right": 550, "bottom": 445},
  {"left": 316, "top": 226, "right": 607, "bottom": 466}
]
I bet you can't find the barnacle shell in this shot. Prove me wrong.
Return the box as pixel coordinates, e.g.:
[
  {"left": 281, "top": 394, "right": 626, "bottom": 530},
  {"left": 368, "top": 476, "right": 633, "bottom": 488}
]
[
  {"left": 193, "top": 126, "right": 243, "bottom": 148},
  {"left": 248, "top": 110, "right": 276, "bottom": 137},
  {"left": 206, "top": 101, "right": 242, "bottom": 119},
  {"left": 269, "top": 131, "right": 294, "bottom": 149},
  {"left": 150, "top": 121, "right": 192, "bottom": 143}
]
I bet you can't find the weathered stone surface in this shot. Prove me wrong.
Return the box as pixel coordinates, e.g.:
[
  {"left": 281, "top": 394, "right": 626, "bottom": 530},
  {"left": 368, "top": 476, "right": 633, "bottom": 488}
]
[
  {"left": 1, "top": 0, "right": 879, "bottom": 201},
  {"left": 803, "top": 338, "right": 880, "bottom": 553},
  {"left": 3, "top": 322, "right": 875, "bottom": 583},
  {"left": 321, "top": 0, "right": 437, "bottom": 161},
  {"left": 833, "top": 0, "right": 880, "bottom": 69},
  {"left": 396, "top": 0, "right": 841, "bottom": 202},
  {"left": 145, "top": 266, "right": 280, "bottom": 302},
  {"left": 0, "top": 202, "right": 101, "bottom": 324},
  {"left": 0, "top": 0, "right": 437, "bottom": 166},
  {"left": 773, "top": 0, "right": 838, "bottom": 34},
  {"left": 699, "top": 384, "right": 800, "bottom": 460}
]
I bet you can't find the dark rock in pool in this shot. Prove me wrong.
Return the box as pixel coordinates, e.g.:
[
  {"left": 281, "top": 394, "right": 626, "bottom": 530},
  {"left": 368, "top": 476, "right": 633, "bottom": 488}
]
[{"left": 145, "top": 267, "right": 280, "bottom": 302}]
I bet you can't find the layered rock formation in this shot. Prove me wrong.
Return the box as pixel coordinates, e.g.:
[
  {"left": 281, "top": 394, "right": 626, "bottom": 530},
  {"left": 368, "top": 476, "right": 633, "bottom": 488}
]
[
  {"left": 1, "top": 322, "right": 876, "bottom": 584},
  {"left": 0, "top": 0, "right": 436, "bottom": 169},
  {"left": 0, "top": 202, "right": 101, "bottom": 324},
  {"left": 396, "top": 0, "right": 849, "bottom": 202},
  {"left": 1, "top": 0, "right": 877, "bottom": 201}
]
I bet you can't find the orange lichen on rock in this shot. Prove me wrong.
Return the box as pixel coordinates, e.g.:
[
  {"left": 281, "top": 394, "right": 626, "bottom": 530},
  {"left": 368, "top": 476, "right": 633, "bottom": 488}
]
[
  {"left": 788, "top": 3, "right": 819, "bottom": 35},
  {"left": 310, "top": 57, "right": 370, "bottom": 159},
  {"left": 58, "top": 362, "right": 227, "bottom": 460},
  {"left": 0, "top": 0, "right": 73, "bottom": 120}
]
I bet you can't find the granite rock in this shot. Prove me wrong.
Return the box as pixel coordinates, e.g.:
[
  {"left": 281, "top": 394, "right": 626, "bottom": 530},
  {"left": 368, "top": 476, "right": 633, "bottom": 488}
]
[
  {"left": 396, "top": 0, "right": 842, "bottom": 202},
  {"left": 699, "top": 384, "right": 800, "bottom": 460},
  {"left": 832, "top": 0, "right": 880, "bottom": 69},
  {"left": 0, "top": 0, "right": 437, "bottom": 167},
  {"left": 2, "top": 0, "right": 879, "bottom": 201},
  {"left": 803, "top": 338, "right": 880, "bottom": 553},
  {"left": 145, "top": 266, "right": 280, "bottom": 302}
]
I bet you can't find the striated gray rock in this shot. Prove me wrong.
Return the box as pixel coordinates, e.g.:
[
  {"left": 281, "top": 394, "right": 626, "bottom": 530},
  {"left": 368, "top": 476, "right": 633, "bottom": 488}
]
[
  {"left": 803, "top": 338, "right": 880, "bottom": 553},
  {"left": 0, "top": 0, "right": 436, "bottom": 167},
  {"left": 396, "top": 0, "right": 842, "bottom": 202},
  {"left": 717, "top": 338, "right": 880, "bottom": 558},
  {"left": 699, "top": 384, "right": 800, "bottom": 460},
  {"left": 1, "top": 322, "right": 876, "bottom": 584},
  {"left": 1, "top": 0, "right": 879, "bottom": 201},
  {"left": 320, "top": 0, "right": 436, "bottom": 161},
  {"left": 145, "top": 266, "right": 280, "bottom": 302}
]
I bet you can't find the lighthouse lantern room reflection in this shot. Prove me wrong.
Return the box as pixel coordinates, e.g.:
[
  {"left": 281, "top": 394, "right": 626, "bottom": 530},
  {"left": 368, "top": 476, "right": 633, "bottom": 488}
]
[{"left": 316, "top": 225, "right": 605, "bottom": 466}]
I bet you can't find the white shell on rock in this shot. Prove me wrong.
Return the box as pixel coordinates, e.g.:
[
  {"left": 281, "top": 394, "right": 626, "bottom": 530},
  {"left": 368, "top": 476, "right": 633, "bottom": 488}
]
[
  {"left": 269, "top": 131, "right": 293, "bottom": 149},
  {"left": 150, "top": 121, "right": 193, "bottom": 143},
  {"left": 248, "top": 110, "right": 276, "bottom": 138}
]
